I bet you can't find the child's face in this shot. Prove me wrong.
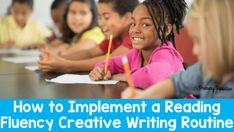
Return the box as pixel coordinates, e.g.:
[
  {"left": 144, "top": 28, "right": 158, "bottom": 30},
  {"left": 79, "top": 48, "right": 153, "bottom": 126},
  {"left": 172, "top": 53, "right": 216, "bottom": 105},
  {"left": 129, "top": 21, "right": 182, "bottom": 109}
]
[
  {"left": 129, "top": 5, "right": 158, "bottom": 50},
  {"left": 98, "top": 3, "right": 128, "bottom": 39},
  {"left": 51, "top": 3, "right": 67, "bottom": 25},
  {"left": 11, "top": 3, "right": 32, "bottom": 27},
  {"left": 67, "top": 2, "right": 92, "bottom": 34},
  {"left": 187, "top": 17, "right": 202, "bottom": 61}
]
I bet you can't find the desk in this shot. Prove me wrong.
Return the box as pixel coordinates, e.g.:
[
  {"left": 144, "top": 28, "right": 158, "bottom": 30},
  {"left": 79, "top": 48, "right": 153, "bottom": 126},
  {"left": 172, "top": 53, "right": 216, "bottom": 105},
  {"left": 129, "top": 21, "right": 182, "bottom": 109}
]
[{"left": 0, "top": 55, "right": 127, "bottom": 98}]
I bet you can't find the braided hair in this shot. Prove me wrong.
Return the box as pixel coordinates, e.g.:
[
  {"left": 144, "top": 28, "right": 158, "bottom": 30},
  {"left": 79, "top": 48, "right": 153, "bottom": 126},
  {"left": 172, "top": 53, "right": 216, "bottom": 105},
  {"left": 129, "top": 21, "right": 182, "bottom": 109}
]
[{"left": 142, "top": 0, "right": 187, "bottom": 48}]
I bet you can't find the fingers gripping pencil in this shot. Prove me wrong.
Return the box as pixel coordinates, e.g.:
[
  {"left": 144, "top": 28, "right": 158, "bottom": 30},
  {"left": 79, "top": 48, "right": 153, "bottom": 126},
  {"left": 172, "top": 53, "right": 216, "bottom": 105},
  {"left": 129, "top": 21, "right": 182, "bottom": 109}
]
[
  {"left": 104, "top": 35, "right": 113, "bottom": 75},
  {"left": 122, "top": 56, "right": 136, "bottom": 98},
  {"left": 42, "top": 46, "right": 49, "bottom": 60}
]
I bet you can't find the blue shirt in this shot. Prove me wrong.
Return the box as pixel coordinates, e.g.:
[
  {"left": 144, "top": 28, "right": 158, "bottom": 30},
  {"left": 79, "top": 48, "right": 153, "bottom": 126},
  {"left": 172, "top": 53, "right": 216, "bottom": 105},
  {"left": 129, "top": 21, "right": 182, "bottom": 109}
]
[{"left": 172, "top": 62, "right": 234, "bottom": 98}]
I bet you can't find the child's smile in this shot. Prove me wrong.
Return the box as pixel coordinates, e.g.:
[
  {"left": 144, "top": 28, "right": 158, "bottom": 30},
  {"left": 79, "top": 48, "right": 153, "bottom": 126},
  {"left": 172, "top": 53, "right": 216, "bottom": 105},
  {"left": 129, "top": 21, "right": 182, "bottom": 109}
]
[
  {"left": 129, "top": 4, "right": 158, "bottom": 50},
  {"left": 131, "top": 36, "right": 144, "bottom": 45}
]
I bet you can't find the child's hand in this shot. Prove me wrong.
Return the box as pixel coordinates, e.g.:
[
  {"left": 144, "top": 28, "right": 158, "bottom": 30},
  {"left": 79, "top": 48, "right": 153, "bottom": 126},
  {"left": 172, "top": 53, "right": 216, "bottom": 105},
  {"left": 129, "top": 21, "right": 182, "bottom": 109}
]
[
  {"left": 38, "top": 52, "right": 70, "bottom": 73},
  {"left": 112, "top": 74, "right": 126, "bottom": 81},
  {"left": 89, "top": 67, "right": 112, "bottom": 81},
  {"left": 40, "top": 49, "right": 50, "bottom": 61},
  {"left": 50, "top": 39, "right": 63, "bottom": 47},
  {"left": 38, "top": 43, "right": 48, "bottom": 51},
  {"left": 0, "top": 40, "right": 14, "bottom": 49},
  {"left": 21, "top": 43, "right": 41, "bottom": 50},
  {"left": 121, "top": 88, "right": 144, "bottom": 98}
]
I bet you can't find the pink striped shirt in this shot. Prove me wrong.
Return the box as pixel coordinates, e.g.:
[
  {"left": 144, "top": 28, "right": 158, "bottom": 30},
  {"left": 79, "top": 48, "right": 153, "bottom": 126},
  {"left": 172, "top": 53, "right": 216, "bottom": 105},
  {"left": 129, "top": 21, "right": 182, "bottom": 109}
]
[{"left": 96, "top": 42, "right": 184, "bottom": 89}]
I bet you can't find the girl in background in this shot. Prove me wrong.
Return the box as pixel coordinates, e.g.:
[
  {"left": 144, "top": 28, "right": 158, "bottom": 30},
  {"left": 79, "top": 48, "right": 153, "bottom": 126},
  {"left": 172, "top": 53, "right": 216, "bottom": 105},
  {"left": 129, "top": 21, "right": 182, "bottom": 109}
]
[{"left": 47, "top": 0, "right": 104, "bottom": 55}]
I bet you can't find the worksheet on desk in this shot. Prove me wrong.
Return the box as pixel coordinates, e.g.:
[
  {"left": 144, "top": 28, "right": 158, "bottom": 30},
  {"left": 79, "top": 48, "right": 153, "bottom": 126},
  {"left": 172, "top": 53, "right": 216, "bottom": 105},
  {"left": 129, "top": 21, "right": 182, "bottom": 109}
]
[
  {"left": 25, "top": 65, "right": 39, "bottom": 71},
  {"left": 46, "top": 74, "right": 119, "bottom": 85},
  {"left": 0, "top": 49, "right": 40, "bottom": 56},
  {"left": 2, "top": 56, "right": 39, "bottom": 63},
  {"left": 0, "top": 49, "right": 20, "bottom": 54}
]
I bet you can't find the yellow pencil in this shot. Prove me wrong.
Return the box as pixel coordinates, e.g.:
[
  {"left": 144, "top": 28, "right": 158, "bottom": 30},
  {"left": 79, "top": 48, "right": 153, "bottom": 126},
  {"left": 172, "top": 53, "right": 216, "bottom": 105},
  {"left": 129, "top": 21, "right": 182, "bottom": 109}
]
[
  {"left": 43, "top": 46, "right": 49, "bottom": 60},
  {"left": 122, "top": 56, "right": 136, "bottom": 98},
  {"left": 104, "top": 35, "right": 113, "bottom": 75}
]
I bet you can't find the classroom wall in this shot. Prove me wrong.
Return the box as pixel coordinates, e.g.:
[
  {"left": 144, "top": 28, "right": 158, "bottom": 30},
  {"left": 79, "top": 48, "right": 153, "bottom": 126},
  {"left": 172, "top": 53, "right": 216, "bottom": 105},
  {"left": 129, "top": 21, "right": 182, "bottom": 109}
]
[{"left": 0, "top": 0, "right": 194, "bottom": 27}]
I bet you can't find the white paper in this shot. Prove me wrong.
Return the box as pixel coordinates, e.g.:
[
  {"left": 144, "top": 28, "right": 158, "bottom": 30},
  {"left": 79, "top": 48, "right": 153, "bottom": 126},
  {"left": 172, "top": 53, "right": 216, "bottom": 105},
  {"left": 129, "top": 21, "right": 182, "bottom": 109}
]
[
  {"left": 46, "top": 74, "right": 119, "bottom": 85},
  {"left": 0, "top": 49, "right": 40, "bottom": 56},
  {"left": 25, "top": 65, "right": 39, "bottom": 71},
  {"left": 17, "top": 50, "right": 40, "bottom": 56},
  {"left": 0, "top": 49, "right": 20, "bottom": 54},
  {"left": 2, "top": 56, "right": 39, "bottom": 63}
]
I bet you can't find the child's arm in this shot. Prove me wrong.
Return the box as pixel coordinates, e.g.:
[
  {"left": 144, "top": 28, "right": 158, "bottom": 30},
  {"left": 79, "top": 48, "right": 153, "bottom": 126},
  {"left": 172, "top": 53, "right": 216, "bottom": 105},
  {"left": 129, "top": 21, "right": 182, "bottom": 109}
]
[
  {"left": 38, "top": 45, "right": 131, "bottom": 73},
  {"left": 112, "top": 74, "right": 126, "bottom": 81},
  {"left": 60, "top": 40, "right": 97, "bottom": 56},
  {"left": 121, "top": 79, "right": 175, "bottom": 98},
  {"left": 122, "top": 62, "right": 203, "bottom": 98},
  {"left": 62, "top": 46, "right": 104, "bottom": 60},
  {"left": 39, "top": 52, "right": 123, "bottom": 73},
  {"left": 0, "top": 40, "right": 14, "bottom": 49},
  {"left": 170, "top": 62, "right": 202, "bottom": 98},
  {"left": 131, "top": 60, "right": 177, "bottom": 89},
  {"left": 38, "top": 53, "right": 106, "bottom": 73}
]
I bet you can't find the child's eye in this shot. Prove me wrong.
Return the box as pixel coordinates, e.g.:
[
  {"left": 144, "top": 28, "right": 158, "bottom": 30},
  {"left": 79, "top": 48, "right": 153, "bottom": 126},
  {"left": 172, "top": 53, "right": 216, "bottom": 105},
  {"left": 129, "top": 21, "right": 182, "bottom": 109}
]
[
  {"left": 80, "top": 11, "right": 87, "bottom": 16},
  {"left": 142, "top": 23, "right": 149, "bottom": 28},
  {"left": 130, "top": 23, "right": 136, "bottom": 27},
  {"left": 104, "top": 17, "right": 109, "bottom": 20},
  {"left": 69, "top": 10, "right": 76, "bottom": 15},
  {"left": 103, "top": 14, "right": 110, "bottom": 20}
]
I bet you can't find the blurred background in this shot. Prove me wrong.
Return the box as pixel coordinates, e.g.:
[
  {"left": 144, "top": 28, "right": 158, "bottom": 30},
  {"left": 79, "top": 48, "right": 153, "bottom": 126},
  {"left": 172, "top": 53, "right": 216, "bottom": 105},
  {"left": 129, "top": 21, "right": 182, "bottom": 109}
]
[{"left": 0, "top": 0, "right": 194, "bottom": 28}]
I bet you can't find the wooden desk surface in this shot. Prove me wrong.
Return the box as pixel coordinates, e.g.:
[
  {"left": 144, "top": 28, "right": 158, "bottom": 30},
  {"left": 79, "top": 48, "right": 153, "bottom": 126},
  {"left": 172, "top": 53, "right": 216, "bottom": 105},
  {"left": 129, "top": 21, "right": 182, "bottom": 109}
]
[{"left": 0, "top": 54, "right": 127, "bottom": 98}]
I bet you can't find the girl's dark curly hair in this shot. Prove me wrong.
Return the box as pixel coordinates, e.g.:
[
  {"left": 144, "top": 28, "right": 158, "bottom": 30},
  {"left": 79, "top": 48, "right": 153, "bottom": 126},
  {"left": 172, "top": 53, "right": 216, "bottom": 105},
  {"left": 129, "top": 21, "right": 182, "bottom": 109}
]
[
  {"left": 142, "top": 0, "right": 188, "bottom": 47},
  {"left": 62, "top": 0, "right": 98, "bottom": 43}
]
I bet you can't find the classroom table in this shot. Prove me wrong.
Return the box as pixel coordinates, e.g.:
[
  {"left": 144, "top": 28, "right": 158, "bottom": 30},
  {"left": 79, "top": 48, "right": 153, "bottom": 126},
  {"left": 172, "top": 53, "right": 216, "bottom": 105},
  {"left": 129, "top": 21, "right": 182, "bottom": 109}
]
[{"left": 0, "top": 54, "right": 127, "bottom": 98}]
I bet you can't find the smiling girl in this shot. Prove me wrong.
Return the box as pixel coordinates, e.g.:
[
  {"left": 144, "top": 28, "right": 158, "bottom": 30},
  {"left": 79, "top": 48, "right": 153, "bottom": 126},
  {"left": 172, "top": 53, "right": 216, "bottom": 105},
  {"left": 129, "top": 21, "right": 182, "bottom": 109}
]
[
  {"left": 122, "top": 0, "right": 234, "bottom": 98},
  {"left": 89, "top": 0, "right": 187, "bottom": 89}
]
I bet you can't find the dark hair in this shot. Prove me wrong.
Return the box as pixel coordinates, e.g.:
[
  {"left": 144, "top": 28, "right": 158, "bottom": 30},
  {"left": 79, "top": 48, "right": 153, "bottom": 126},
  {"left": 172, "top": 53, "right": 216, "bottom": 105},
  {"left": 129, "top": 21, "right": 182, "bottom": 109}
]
[
  {"left": 51, "top": 0, "right": 67, "bottom": 10},
  {"left": 142, "top": 0, "right": 187, "bottom": 47},
  {"left": 98, "top": 0, "right": 139, "bottom": 16},
  {"left": 12, "top": 0, "right": 33, "bottom": 9},
  {"left": 62, "top": 0, "right": 98, "bottom": 43}
]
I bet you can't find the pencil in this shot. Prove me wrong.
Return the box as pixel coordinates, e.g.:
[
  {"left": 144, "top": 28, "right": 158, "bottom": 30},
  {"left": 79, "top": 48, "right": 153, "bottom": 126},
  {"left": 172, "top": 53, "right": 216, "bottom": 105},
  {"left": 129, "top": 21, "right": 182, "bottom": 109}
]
[
  {"left": 43, "top": 46, "right": 49, "bottom": 60},
  {"left": 104, "top": 35, "right": 113, "bottom": 75},
  {"left": 122, "top": 56, "right": 136, "bottom": 98}
]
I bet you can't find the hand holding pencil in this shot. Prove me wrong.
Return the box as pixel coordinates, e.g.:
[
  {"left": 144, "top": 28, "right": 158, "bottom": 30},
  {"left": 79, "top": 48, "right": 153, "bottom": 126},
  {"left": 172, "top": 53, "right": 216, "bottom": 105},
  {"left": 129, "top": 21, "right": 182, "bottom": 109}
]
[
  {"left": 89, "top": 67, "right": 112, "bottom": 81},
  {"left": 89, "top": 35, "right": 113, "bottom": 81},
  {"left": 40, "top": 46, "right": 50, "bottom": 61}
]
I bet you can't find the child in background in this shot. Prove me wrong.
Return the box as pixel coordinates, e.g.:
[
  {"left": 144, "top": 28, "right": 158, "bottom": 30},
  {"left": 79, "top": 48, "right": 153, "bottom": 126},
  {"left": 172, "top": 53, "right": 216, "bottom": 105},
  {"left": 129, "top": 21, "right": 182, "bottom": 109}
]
[
  {"left": 38, "top": 0, "right": 138, "bottom": 73},
  {"left": 89, "top": 0, "right": 187, "bottom": 89},
  {"left": 47, "top": 0, "right": 68, "bottom": 47},
  {"left": 50, "top": 0, "right": 67, "bottom": 39},
  {"left": 0, "top": 0, "right": 52, "bottom": 49},
  {"left": 48, "top": 0, "right": 105, "bottom": 55},
  {"left": 122, "top": 0, "right": 234, "bottom": 98}
]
